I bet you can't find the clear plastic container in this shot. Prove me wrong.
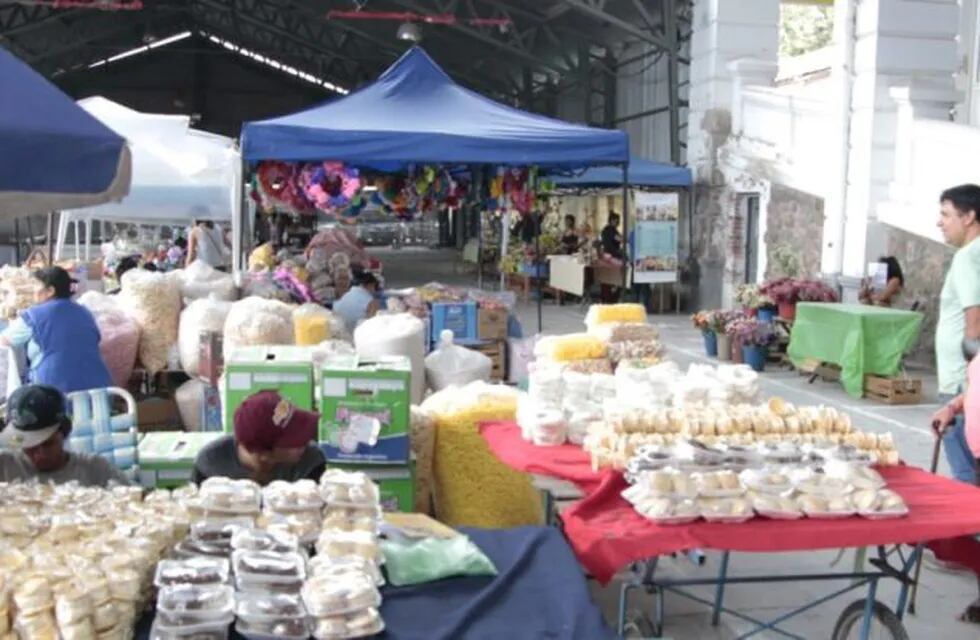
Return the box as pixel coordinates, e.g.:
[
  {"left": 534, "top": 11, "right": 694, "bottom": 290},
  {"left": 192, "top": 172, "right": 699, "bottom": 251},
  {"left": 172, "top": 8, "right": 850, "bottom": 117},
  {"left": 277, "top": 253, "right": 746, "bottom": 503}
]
[
  {"left": 234, "top": 592, "right": 306, "bottom": 620},
  {"left": 232, "top": 550, "right": 307, "bottom": 582},
  {"left": 149, "top": 615, "right": 233, "bottom": 640},
  {"left": 311, "top": 608, "right": 385, "bottom": 640},
  {"left": 318, "top": 470, "right": 380, "bottom": 508},
  {"left": 155, "top": 585, "right": 234, "bottom": 627},
  {"left": 320, "top": 512, "right": 380, "bottom": 535},
  {"left": 308, "top": 555, "right": 384, "bottom": 587},
  {"left": 199, "top": 478, "right": 261, "bottom": 514},
  {"left": 259, "top": 511, "right": 322, "bottom": 545},
  {"left": 231, "top": 528, "right": 299, "bottom": 554},
  {"left": 235, "top": 575, "right": 304, "bottom": 595},
  {"left": 154, "top": 557, "right": 230, "bottom": 588},
  {"left": 314, "top": 530, "right": 381, "bottom": 565},
  {"left": 172, "top": 538, "right": 231, "bottom": 560},
  {"left": 262, "top": 480, "right": 324, "bottom": 513},
  {"left": 236, "top": 617, "right": 310, "bottom": 640},
  {"left": 301, "top": 573, "right": 381, "bottom": 617},
  {"left": 190, "top": 519, "right": 251, "bottom": 549}
]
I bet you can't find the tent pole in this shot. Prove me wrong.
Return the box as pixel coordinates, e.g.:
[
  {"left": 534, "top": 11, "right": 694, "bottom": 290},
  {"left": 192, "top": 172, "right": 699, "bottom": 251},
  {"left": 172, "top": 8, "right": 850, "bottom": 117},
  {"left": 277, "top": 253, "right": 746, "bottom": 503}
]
[
  {"left": 13, "top": 218, "right": 20, "bottom": 265},
  {"left": 535, "top": 209, "right": 542, "bottom": 333},
  {"left": 621, "top": 163, "right": 629, "bottom": 302},
  {"left": 45, "top": 212, "right": 55, "bottom": 265}
]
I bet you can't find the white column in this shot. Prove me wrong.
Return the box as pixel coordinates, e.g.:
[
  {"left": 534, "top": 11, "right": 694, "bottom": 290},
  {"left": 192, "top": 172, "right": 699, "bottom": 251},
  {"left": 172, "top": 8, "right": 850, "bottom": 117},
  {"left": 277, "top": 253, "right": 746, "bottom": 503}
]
[{"left": 829, "top": 0, "right": 960, "bottom": 281}]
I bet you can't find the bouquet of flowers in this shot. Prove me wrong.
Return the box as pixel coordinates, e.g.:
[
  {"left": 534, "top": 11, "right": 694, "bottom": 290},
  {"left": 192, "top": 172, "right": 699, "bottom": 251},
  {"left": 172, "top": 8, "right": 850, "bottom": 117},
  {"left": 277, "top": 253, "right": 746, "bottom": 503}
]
[
  {"left": 734, "top": 283, "right": 774, "bottom": 310},
  {"left": 691, "top": 310, "right": 712, "bottom": 331},
  {"left": 726, "top": 317, "right": 777, "bottom": 347},
  {"left": 797, "top": 279, "right": 839, "bottom": 303},
  {"left": 760, "top": 278, "right": 839, "bottom": 305}
]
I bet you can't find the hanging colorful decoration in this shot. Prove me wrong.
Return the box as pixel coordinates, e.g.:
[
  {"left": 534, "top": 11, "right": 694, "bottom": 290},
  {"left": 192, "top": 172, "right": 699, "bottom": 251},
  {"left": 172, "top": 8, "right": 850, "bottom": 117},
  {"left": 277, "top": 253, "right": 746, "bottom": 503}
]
[
  {"left": 253, "top": 161, "right": 311, "bottom": 214},
  {"left": 486, "top": 166, "right": 540, "bottom": 216},
  {"left": 300, "top": 161, "right": 363, "bottom": 216}
]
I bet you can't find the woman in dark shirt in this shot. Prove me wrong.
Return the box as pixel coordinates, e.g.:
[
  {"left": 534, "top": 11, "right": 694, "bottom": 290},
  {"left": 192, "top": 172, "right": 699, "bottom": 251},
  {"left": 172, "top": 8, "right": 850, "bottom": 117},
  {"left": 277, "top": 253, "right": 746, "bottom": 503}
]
[{"left": 560, "top": 215, "right": 582, "bottom": 255}]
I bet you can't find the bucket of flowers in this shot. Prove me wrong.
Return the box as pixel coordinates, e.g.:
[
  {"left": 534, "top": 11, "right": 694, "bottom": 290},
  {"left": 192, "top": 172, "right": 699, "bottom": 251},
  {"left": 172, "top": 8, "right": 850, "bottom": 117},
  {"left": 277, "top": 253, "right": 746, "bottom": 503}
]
[
  {"left": 735, "top": 283, "right": 776, "bottom": 321},
  {"left": 692, "top": 310, "right": 718, "bottom": 357},
  {"left": 728, "top": 317, "right": 777, "bottom": 372}
]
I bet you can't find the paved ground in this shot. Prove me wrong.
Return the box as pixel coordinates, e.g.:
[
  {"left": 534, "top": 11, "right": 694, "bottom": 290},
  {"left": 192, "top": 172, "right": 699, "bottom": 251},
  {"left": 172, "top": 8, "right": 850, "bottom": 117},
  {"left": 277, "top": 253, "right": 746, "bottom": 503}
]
[{"left": 377, "top": 247, "right": 980, "bottom": 639}]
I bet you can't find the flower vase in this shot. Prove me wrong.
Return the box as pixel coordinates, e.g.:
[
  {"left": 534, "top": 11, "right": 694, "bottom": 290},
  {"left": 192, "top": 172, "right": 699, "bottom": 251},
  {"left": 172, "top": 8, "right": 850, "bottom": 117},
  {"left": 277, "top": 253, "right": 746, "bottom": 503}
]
[
  {"left": 757, "top": 307, "right": 776, "bottom": 323},
  {"left": 777, "top": 302, "right": 796, "bottom": 322},
  {"left": 742, "top": 344, "right": 768, "bottom": 372},
  {"left": 716, "top": 333, "right": 732, "bottom": 362},
  {"left": 702, "top": 330, "right": 718, "bottom": 357},
  {"left": 732, "top": 337, "right": 743, "bottom": 363}
]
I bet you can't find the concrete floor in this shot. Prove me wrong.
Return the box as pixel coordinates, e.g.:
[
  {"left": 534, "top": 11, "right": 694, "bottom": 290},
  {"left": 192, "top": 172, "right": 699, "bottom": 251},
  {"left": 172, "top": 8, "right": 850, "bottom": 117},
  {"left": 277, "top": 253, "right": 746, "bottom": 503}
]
[{"left": 377, "top": 247, "right": 980, "bottom": 639}]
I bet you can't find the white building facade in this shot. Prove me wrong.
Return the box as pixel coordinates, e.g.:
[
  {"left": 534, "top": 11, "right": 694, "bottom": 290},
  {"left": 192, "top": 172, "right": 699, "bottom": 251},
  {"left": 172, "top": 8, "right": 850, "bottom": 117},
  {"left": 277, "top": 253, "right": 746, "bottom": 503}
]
[{"left": 685, "top": 0, "right": 973, "bottom": 364}]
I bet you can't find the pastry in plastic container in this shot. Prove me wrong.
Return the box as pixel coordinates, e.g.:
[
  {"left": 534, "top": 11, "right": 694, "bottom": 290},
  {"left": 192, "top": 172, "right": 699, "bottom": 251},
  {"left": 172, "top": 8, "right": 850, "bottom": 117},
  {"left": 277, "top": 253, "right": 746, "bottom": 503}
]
[
  {"left": 310, "top": 607, "right": 385, "bottom": 640},
  {"left": 171, "top": 538, "right": 231, "bottom": 560},
  {"left": 314, "top": 531, "right": 382, "bottom": 565},
  {"left": 190, "top": 519, "right": 252, "bottom": 550},
  {"left": 699, "top": 497, "right": 754, "bottom": 523},
  {"left": 856, "top": 489, "right": 908, "bottom": 519},
  {"left": 154, "top": 558, "right": 230, "bottom": 588},
  {"left": 301, "top": 573, "right": 381, "bottom": 617},
  {"left": 149, "top": 615, "right": 233, "bottom": 640},
  {"left": 262, "top": 480, "right": 324, "bottom": 513},
  {"left": 308, "top": 555, "right": 385, "bottom": 587},
  {"left": 231, "top": 528, "right": 299, "bottom": 554},
  {"left": 739, "top": 469, "right": 793, "bottom": 495},
  {"left": 792, "top": 472, "right": 853, "bottom": 498},
  {"left": 231, "top": 551, "right": 306, "bottom": 583},
  {"left": 259, "top": 511, "right": 323, "bottom": 545},
  {"left": 633, "top": 496, "right": 700, "bottom": 525},
  {"left": 234, "top": 593, "right": 308, "bottom": 640},
  {"left": 824, "top": 461, "right": 885, "bottom": 490},
  {"left": 318, "top": 471, "right": 381, "bottom": 508},
  {"left": 638, "top": 469, "right": 698, "bottom": 499},
  {"left": 155, "top": 585, "right": 234, "bottom": 627},
  {"left": 694, "top": 470, "right": 743, "bottom": 497},
  {"left": 752, "top": 494, "right": 803, "bottom": 520},
  {"left": 320, "top": 511, "right": 379, "bottom": 535},
  {"left": 198, "top": 478, "right": 261, "bottom": 515},
  {"left": 798, "top": 494, "right": 855, "bottom": 519}
]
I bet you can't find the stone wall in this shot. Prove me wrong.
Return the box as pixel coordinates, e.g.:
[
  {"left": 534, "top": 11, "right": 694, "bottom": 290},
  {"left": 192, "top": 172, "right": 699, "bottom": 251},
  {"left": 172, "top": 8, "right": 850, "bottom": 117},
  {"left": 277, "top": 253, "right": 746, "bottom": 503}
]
[
  {"left": 764, "top": 183, "right": 825, "bottom": 279},
  {"left": 884, "top": 223, "right": 955, "bottom": 367}
]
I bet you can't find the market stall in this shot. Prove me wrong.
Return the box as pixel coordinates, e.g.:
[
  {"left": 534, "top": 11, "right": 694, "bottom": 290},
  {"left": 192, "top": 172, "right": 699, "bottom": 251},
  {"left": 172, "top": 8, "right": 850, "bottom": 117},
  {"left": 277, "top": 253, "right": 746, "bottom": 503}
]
[
  {"left": 0, "top": 47, "right": 131, "bottom": 219},
  {"left": 787, "top": 303, "right": 924, "bottom": 398},
  {"left": 54, "top": 97, "right": 240, "bottom": 265},
  {"left": 546, "top": 157, "right": 692, "bottom": 311},
  {"left": 240, "top": 46, "right": 628, "bottom": 323},
  {"left": 481, "top": 421, "right": 980, "bottom": 637}
]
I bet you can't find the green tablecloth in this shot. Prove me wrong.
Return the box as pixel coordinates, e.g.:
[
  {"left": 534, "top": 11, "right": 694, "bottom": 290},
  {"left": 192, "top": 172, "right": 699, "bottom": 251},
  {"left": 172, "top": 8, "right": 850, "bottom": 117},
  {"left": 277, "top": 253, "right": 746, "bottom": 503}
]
[{"left": 787, "top": 303, "right": 924, "bottom": 398}]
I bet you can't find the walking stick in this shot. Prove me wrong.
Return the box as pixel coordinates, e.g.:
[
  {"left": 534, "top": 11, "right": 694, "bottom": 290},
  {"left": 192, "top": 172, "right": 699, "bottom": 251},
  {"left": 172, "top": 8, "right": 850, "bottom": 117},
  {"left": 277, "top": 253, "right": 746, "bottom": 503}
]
[{"left": 908, "top": 423, "right": 946, "bottom": 615}]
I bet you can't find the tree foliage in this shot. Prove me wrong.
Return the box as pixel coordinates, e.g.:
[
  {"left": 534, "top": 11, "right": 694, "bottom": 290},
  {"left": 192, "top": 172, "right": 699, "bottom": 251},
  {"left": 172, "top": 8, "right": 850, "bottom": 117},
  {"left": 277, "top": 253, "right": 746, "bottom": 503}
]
[{"left": 780, "top": 4, "right": 834, "bottom": 58}]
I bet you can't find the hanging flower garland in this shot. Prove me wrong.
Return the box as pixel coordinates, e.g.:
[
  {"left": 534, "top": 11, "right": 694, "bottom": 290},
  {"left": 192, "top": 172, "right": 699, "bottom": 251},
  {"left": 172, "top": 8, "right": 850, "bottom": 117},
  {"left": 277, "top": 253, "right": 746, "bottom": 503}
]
[
  {"left": 486, "top": 166, "right": 541, "bottom": 215},
  {"left": 299, "top": 161, "right": 363, "bottom": 217},
  {"left": 253, "top": 161, "right": 311, "bottom": 213}
]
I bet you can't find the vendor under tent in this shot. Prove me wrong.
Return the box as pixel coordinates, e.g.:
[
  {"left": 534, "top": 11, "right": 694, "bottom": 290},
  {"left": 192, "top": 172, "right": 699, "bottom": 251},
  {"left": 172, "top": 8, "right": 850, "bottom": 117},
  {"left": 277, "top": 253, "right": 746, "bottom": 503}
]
[
  {"left": 241, "top": 46, "right": 629, "bottom": 330},
  {"left": 543, "top": 157, "right": 693, "bottom": 313},
  {"left": 0, "top": 46, "right": 130, "bottom": 262},
  {"left": 54, "top": 97, "right": 241, "bottom": 264}
]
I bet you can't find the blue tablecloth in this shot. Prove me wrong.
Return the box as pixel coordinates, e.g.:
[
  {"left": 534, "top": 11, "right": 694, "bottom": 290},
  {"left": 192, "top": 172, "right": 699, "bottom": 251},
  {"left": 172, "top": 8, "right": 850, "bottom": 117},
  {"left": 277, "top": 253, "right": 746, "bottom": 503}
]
[
  {"left": 380, "top": 526, "right": 613, "bottom": 640},
  {"left": 135, "top": 526, "right": 611, "bottom": 640}
]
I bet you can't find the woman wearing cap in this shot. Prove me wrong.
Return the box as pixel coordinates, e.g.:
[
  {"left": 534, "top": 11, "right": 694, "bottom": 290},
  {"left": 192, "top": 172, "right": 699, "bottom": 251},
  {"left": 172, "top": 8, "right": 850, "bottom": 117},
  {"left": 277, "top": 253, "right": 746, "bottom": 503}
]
[
  {"left": 191, "top": 390, "right": 326, "bottom": 485},
  {"left": 0, "top": 266, "right": 112, "bottom": 394},
  {"left": 0, "top": 384, "right": 131, "bottom": 486}
]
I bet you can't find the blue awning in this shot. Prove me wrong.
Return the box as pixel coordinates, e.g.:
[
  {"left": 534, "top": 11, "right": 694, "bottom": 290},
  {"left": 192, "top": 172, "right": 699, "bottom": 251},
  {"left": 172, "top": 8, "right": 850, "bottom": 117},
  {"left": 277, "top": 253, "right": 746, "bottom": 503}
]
[
  {"left": 551, "top": 157, "right": 692, "bottom": 188},
  {"left": 0, "top": 47, "right": 130, "bottom": 216},
  {"left": 242, "top": 47, "right": 628, "bottom": 168}
]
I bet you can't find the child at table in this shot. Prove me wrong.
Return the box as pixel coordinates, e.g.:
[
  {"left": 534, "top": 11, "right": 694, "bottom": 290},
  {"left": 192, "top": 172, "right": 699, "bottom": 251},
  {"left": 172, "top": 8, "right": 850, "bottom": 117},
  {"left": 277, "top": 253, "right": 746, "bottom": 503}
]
[{"left": 931, "top": 342, "right": 980, "bottom": 624}]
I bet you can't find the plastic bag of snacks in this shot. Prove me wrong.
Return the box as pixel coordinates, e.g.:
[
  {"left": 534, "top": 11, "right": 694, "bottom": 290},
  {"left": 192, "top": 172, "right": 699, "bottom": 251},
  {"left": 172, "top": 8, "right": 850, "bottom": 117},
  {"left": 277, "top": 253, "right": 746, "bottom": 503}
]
[
  {"left": 293, "top": 303, "right": 335, "bottom": 346},
  {"left": 421, "top": 382, "right": 542, "bottom": 528},
  {"left": 539, "top": 333, "right": 607, "bottom": 362},
  {"left": 119, "top": 269, "right": 181, "bottom": 375},
  {"left": 176, "top": 260, "right": 236, "bottom": 302},
  {"left": 0, "top": 265, "right": 35, "bottom": 319},
  {"left": 178, "top": 296, "right": 232, "bottom": 379},
  {"left": 585, "top": 303, "right": 647, "bottom": 328},
  {"left": 223, "top": 296, "right": 295, "bottom": 355},
  {"left": 77, "top": 291, "right": 141, "bottom": 387}
]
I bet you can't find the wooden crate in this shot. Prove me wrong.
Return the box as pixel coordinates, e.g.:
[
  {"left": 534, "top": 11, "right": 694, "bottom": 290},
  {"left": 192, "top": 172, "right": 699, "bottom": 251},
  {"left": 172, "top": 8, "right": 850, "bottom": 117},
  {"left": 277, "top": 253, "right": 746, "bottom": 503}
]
[
  {"left": 863, "top": 375, "right": 922, "bottom": 405},
  {"left": 466, "top": 340, "right": 506, "bottom": 381}
]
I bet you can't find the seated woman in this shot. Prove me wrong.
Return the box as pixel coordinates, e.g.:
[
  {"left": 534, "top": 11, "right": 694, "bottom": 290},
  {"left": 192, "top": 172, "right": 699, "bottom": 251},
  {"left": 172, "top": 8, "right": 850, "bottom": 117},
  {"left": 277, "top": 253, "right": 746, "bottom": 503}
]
[
  {"left": 860, "top": 256, "right": 904, "bottom": 307},
  {"left": 0, "top": 266, "right": 112, "bottom": 394},
  {"left": 333, "top": 271, "right": 380, "bottom": 332},
  {"left": 192, "top": 390, "right": 326, "bottom": 486}
]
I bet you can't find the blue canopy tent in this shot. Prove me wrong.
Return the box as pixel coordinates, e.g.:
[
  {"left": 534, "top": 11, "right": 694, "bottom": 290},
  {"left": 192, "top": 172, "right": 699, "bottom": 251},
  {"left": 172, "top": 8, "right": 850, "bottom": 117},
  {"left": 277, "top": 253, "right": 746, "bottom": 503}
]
[
  {"left": 551, "top": 157, "right": 692, "bottom": 189},
  {"left": 242, "top": 47, "right": 627, "bottom": 168},
  {"left": 241, "top": 47, "right": 630, "bottom": 329},
  {"left": 0, "top": 46, "right": 131, "bottom": 219}
]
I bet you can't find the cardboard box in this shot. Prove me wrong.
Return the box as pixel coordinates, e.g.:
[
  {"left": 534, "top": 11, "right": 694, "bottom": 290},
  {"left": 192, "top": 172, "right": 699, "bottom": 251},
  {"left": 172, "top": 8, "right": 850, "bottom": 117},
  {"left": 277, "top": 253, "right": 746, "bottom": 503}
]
[
  {"left": 332, "top": 461, "right": 415, "bottom": 512},
  {"left": 137, "top": 397, "right": 180, "bottom": 431},
  {"left": 466, "top": 340, "right": 505, "bottom": 381},
  {"left": 478, "top": 307, "right": 508, "bottom": 341},
  {"left": 318, "top": 355, "right": 411, "bottom": 464},
  {"left": 223, "top": 346, "right": 315, "bottom": 432},
  {"left": 137, "top": 431, "right": 223, "bottom": 488},
  {"left": 430, "top": 302, "right": 478, "bottom": 344}
]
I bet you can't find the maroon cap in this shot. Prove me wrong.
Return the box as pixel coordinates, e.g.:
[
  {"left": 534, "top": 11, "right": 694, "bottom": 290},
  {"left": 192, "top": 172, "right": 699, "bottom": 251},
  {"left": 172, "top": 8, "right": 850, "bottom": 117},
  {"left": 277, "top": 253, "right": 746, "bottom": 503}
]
[{"left": 233, "top": 391, "right": 319, "bottom": 452}]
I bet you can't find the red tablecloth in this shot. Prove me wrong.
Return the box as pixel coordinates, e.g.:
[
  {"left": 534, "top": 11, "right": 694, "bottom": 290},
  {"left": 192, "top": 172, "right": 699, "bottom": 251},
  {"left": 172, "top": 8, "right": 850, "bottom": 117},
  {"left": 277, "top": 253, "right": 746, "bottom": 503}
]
[
  {"left": 480, "top": 421, "right": 980, "bottom": 584},
  {"left": 564, "top": 466, "right": 980, "bottom": 583},
  {"left": 480, "top": 421, "right": 603, "bottom": 492}
]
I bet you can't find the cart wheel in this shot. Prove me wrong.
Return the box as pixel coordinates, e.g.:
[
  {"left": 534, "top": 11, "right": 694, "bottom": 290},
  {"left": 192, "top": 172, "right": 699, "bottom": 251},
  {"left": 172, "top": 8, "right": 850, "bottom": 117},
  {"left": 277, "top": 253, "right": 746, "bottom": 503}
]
[{"left": 831, "top": 600, "right": 910, "bottom": 640}]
